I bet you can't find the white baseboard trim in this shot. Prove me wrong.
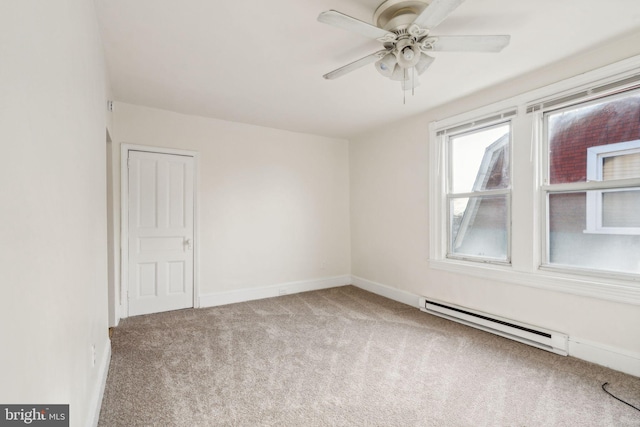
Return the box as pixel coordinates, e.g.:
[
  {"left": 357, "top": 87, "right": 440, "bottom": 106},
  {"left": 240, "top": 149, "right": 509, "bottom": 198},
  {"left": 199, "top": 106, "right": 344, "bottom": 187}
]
[
  {"left": 89, "top": 341, "right": 111, "bottom": 427},
  {"left": 569, "top": 337, "right": 640, "bottom": 377},
  {"left": 199, "top": 275, "right": 352, "bottom": 308},
  {"left": 351, "top": 275, "right": 640, "bottom": 378},
  {"left": 350, "top": 275, "right": 421, "bottom": 308}
]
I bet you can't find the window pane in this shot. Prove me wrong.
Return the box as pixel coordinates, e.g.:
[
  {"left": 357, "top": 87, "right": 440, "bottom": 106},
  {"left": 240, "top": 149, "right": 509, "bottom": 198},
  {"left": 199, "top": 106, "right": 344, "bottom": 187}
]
[
  {"left": 547, "top": 92, "right": 640, "bottom": 184},
  {"left": 603, "top": 152, "right": 640, "bottom": 180},
  {"left": 450, "top": 195, "right": 508, "bottom": 260},
  {"left": 450, "top": 124, "right": 510, "bottom": 193},
  {"left": 602, "top": 189, "right": 640, "bottom": 227},
  {"left": 549, "top": 192, "right": 640, "bottom": 274}
]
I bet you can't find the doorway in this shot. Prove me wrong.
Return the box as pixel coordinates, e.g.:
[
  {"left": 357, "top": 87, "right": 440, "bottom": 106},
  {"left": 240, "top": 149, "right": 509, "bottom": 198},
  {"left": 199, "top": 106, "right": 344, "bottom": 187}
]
[{"left": 121, "top": 145, "right": 198, "bottom": 317}]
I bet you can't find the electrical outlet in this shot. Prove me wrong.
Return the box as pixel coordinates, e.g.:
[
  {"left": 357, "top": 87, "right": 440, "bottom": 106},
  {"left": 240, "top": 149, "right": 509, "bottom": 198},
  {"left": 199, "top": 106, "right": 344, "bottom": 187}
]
[
  {"left": 321, "top": 260, "right": 326, "bottom": 270},
  {"left": 91, "top": 344, "right": 96, "bottom": 367}
]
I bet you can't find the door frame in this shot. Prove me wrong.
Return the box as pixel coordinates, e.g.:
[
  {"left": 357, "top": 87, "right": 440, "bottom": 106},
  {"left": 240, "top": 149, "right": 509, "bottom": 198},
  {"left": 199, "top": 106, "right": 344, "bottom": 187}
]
[{"left": 120, "top": 143, "right": 200, "bottom": 318}]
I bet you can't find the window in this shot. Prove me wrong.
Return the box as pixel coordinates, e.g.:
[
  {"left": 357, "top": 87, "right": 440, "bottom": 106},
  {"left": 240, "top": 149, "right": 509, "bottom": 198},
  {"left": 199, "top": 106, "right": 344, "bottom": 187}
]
[
  {"left": 446, "top": 121, "right": 512, "bottom": 263},
  {"left": 543, "top": 90, "right": 640, "bottom": 275},
  {"left": 585, "top": 140, "right": 640, "bottom": 234},
  {"left": 430, "top": 57, "right": 640, "bottom": 304}
]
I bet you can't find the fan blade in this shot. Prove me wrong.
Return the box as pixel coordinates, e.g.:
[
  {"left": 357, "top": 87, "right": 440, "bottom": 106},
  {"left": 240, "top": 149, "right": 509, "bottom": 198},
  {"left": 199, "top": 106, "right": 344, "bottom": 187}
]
[
  {"left": 429, "top": 35, "right": 510, "bottom": 52},
  {"left": 413, "top": 0, "right": 466, "bottom": 29},
  {"left": 323, "top": 50, "right": 389, "bottom": 80},
  {"left": 318, "top": 10, "right": 394, "bottom": 40}
]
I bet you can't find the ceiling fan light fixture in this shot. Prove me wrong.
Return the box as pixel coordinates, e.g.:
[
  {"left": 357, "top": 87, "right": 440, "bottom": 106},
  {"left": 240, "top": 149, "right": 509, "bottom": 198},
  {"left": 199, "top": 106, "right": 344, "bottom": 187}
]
[
  {"left": 395, "top": 39, "right": 421, "bottom": 68},
  {"left": 415, "top": 52, "right": 435, "bottom": 75},
  {"left": 389, "top": 64, "right": 409, "bottom": 81},
  {"left": 375, "top": 52, "right": 397, "bottom": 77},
  {"left": 402, "top": 46, "right": 415, "bottom": 61}
]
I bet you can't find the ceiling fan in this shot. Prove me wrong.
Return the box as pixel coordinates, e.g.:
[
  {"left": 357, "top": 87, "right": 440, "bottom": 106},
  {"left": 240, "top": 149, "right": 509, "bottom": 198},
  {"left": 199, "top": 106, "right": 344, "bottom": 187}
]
[{"left": 318, "top": 0, "right": 510, "bottom": 91}]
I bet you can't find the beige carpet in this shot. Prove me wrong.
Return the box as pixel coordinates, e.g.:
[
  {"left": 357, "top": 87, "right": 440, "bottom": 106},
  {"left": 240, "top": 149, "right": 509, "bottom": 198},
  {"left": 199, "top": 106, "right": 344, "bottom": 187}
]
[{"left": 98, "top": 286, "right": 640, "bottom": 426}]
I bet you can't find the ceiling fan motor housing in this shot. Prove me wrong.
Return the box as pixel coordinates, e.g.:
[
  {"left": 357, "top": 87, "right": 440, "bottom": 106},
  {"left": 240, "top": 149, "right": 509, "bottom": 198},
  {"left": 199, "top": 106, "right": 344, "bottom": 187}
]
[
  {"left": 374, "top": 0, "right": 429, "bottom": 32},
  {"left": 373, "top": 0, "right": 432, "bottom": 72}
]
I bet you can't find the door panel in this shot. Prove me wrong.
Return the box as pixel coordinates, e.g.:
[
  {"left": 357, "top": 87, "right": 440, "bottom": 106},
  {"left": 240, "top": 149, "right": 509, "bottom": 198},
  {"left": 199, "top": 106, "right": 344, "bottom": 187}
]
[{"left": 128, "top": 150, "right": 194, "bottom": 316}]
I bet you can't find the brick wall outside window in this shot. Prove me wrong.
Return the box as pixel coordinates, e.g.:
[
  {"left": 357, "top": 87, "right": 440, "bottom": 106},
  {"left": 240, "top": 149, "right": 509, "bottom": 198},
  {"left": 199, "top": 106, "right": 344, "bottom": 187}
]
[{"left": 549, "top": 96, "right": 640, "bottom": 184}]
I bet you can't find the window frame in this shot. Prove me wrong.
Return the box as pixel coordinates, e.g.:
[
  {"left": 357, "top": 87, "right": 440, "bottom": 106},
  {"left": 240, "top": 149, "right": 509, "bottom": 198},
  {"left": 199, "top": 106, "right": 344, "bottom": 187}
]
[
  {"left": 445, "top": 121, "right": 513, "bottom": 264},
  {"left": 540, "top": 89, "right": 640, "bottom": 275},
  {"left": 428, "top": 54, "right": 640, "bottom": 306},
  {"left": 585, "top": 139, "right": 640, "bottom": 235}
]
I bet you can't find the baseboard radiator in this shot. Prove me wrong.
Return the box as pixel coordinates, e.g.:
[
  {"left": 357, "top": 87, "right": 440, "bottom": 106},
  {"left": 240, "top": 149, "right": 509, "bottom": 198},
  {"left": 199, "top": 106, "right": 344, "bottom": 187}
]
[{"left": 419, "top": 298, "right": 568, "bottom": 356}]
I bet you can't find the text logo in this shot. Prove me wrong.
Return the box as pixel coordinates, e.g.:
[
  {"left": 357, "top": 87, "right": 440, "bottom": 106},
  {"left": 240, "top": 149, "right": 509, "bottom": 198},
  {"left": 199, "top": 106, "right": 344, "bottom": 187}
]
[{"left": 0, "top": 405, "right": 68, "bottom": 427}]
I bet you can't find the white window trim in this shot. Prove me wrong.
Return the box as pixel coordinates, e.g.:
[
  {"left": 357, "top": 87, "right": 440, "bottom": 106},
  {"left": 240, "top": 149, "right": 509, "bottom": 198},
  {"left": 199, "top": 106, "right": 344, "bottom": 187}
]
[
  {"left": 429, "top": 54, "right": 640, "bottom": 306},
  {"left": 446, "top": 122, "right": 513, "bottom": 263},
  {"left": 430, "top": 109, "right": 516, "bottom": 264},
  {"left": 585, "top": 139, "right": 640, "bottom": 235}
]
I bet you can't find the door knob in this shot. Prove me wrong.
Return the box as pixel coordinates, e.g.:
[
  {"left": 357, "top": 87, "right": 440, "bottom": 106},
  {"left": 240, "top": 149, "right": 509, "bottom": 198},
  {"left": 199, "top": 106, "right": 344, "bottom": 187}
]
[{"left": 184, "top": 238, "right": 192, "bottom": 250}]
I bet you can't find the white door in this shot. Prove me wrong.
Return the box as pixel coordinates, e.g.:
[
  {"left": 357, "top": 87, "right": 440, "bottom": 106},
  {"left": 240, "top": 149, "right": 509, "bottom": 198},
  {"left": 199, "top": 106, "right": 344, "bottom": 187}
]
[{"left": 127, "top": 150, "right": 194, "bottom": 316}]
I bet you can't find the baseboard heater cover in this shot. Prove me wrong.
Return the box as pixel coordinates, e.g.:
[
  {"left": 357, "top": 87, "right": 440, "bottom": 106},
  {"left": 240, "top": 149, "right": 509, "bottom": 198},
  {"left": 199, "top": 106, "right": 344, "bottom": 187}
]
[{"left": 420, "top": 298, "right": 568, "bottom": 356}]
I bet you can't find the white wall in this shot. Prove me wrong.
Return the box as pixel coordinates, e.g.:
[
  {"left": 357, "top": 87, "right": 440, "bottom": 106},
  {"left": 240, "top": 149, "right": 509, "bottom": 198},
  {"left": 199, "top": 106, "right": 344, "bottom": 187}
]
[
  {"left": 110, "top": 103, "right": 350, "bottom": 315},
  {"left": 350, "top": 32, "right": 640, "bottom": 364},
  {"left": 0, "top": 1, "right": 110, "bottom": 426}
]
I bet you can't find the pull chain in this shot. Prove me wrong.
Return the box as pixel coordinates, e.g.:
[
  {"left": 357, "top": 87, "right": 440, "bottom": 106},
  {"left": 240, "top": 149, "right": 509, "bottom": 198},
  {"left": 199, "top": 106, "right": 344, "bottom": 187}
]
[
  {"left": 412, "top": 66, "right": 415, "bottom": 97},
  {"left": 403, "top": 68, "right": 406, "bottom": 105}
]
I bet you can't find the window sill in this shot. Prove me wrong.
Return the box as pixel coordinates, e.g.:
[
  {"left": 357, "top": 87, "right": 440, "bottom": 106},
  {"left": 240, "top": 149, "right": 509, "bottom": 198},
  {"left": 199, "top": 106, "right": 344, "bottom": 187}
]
[
  {"left": 583, "top": 228, "right": 640, "bottom": 235},
  {"left": 428, "top": 258, "right": 640, "bottom": 305},
  {"left": 446, "top": 254, "right": 511, "bottom": 265}
]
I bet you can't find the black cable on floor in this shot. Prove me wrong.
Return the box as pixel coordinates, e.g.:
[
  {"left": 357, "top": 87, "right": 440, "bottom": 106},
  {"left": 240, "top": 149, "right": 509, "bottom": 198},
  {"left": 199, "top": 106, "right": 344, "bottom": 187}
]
[{"left": 602, "top": 382, "right": 640, "bottom": 412}]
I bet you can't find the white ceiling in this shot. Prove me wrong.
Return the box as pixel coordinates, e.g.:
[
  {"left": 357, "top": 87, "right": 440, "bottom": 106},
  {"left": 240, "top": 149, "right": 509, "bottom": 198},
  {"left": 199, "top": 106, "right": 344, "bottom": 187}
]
[{"left": 95, "top": 0, "right": 640, "bottom": 138}]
